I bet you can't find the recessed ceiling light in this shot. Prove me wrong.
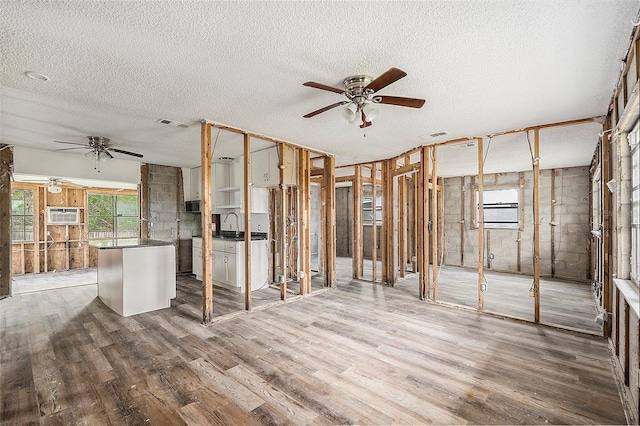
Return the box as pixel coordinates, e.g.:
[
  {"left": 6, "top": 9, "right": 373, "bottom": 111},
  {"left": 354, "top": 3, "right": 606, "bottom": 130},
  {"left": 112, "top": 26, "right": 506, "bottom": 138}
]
[{"left": 24, "top": 71, "right": 50, "bottom": 81}]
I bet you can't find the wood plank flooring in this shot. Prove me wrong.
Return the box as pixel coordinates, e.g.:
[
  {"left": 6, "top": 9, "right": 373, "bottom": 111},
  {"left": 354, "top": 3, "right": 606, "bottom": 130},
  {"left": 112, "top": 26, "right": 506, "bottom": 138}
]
[
  {"left": 1, "top": 274, "right": 626, "bottom": 424},
  {"left": 341, "top": 256, "right": 602, "bottom": 334}
]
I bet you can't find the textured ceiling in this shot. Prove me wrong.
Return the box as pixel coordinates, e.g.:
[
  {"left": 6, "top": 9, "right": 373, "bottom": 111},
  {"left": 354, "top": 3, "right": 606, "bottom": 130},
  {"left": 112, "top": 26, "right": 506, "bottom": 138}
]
[{"left": 1, "top": 1, "right": 639, "bottom": 178}]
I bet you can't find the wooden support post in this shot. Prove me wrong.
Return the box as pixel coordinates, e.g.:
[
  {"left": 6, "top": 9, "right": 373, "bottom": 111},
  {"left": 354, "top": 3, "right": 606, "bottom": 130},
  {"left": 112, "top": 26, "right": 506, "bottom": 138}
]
[
  {"left": 550, "top": 169, "right": 556, "bottom": 278},
  {"left": 602, "top": 131, "right": 612, "bottom": 337},
  {"left": 201, "top": 122, "right": 214, "bottom": 324},
  {"left": 533, "top": 129, "right": 541, "bottom": 323},
  {"left": 140, "top": 164, "right": 151, "bottom": 239},
  {"left": 298, "top": 148, "right": 311, "bottom": 295},
  {"left": 352, "top": 165, "right": 363, "bottom": 279},
  {"left": 412, "top": 173, "right": 418, "bottom": 273},
  {"left": 431, "top": 146, "right": 439, "bottom": 299},
  {"left": 244, "top": 134, "right": 252, "bottom": 310},
  {"left": 371, "top": 163, "right": 378, "bottom": 282},
  {"left": 384, "top": 160, "right": 397, "bottom": 285},
  {"left": 323, "top": 156, "right": 336, "bottom": 287},
  {"left": 33, "top": 187, "right": 41, "bottom": 273},
  {"left": 279, "top": 143, "right": 287, "bottom": 300},
  {"left": 381, "top": 160, "right": 388, "bottom": 284},
  {"left": 477, "top": 138, "right": 485, "bottom": 310},
  {"left": 0, "top": 145, "right": 12, "bottom": 296},
  {"left": 398, "top": 175, "right": 406, "bottom": 278},
  {"left": 460, "top": 177, "right": 465, "bottom": 266}
]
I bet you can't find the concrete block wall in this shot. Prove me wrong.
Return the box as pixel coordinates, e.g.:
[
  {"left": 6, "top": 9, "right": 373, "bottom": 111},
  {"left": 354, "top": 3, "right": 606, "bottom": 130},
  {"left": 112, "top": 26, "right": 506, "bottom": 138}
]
[
  {"left": 443, "top": 167, "right": 591, "bottom": 282},
  {"left": 146, "top": 164, "right": 201, "bottom": 273}
]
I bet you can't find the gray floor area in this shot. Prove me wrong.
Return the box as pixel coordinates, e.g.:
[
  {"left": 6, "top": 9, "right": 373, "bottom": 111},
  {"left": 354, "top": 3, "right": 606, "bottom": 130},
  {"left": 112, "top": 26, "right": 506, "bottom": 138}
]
[{"left": 11, "top": 268, "right": 97, "bottom": 294}]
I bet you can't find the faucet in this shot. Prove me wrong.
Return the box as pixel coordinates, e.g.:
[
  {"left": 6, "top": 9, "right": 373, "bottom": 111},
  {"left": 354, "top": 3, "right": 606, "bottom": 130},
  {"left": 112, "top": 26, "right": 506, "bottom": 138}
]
[{"left": 224, "top": 212, "right": 240, "bottom": 236}]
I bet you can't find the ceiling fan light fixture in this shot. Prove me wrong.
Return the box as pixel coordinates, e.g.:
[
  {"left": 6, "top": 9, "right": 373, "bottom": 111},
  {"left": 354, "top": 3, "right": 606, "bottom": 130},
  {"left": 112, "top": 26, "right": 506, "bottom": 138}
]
[
  {"left": 47, "top": 185, "right": 62, "bottom": 194},
  {"left": 362, "top": 103, "right": 379, "bottom": 122},
  {"left": 342, "top": 103, "right": 358, "bottom": 122},
  {"left": 84, "top": 151, "right": 111, "bottom": 161}
]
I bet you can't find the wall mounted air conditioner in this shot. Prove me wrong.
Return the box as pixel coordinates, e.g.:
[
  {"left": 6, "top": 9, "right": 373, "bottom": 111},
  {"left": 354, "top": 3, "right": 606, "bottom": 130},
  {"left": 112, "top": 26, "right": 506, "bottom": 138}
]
[{"left": 47, "top": 207, "right": 80, "bottom": 225}]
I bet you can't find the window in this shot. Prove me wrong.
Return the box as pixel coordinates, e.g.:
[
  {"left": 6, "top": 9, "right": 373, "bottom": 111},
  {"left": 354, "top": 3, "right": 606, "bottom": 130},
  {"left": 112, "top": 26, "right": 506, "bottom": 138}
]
[
  {"left": 363, "top": 195, "right": 382, "bottom": 226},
  {"left": 11, "top": 189, "right": 34, "bottom": 241},
  {"left": 476, "top": 188, "right": 519, "bottom": 229},
  {"left": 88, "top": 193, "right": 139, "bottom": 239},
  {"left": 630, "top": 121, "right": 640, "bottom": 285}
]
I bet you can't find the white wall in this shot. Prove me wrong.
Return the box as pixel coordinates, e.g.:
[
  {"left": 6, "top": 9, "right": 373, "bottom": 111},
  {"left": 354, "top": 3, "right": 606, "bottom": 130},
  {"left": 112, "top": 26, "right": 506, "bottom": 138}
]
[{"left": 13, "top": 146, "right": 140, "bottom": 187}]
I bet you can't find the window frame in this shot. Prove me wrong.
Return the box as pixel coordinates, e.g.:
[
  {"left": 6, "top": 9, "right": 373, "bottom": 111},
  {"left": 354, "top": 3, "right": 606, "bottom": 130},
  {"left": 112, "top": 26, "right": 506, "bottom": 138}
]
[
  {"left": 474, "top": 186, "right": 522, "bottom": 230},
  {"left": 630, "top": 120, "right": 639, "bottom": 286},
  {"left": 11, "top": 188, "right": 35, "bottom": 242},
  {"left": 87, "top": 192, "right": 139, "bottom": 240}
]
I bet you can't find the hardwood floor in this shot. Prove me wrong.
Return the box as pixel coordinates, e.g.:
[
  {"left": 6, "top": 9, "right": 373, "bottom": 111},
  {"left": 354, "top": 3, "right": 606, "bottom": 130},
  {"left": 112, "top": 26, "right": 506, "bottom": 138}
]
[
  {"left": 336, "top": 256, "right": 602, "bottom": 334},
  {"left": 1, "top": 274, "right": 626, "bottom": 424}
]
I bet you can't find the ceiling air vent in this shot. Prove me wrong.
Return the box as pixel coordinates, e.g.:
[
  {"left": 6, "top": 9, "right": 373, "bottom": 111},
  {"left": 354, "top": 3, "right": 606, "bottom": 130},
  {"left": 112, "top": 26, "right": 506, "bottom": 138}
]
[
  {"left": 47, "top": 207, "right": 80, "bottom": 225},
  {"left": 156, "top": 118, "right": 189, "bottom": 128}
]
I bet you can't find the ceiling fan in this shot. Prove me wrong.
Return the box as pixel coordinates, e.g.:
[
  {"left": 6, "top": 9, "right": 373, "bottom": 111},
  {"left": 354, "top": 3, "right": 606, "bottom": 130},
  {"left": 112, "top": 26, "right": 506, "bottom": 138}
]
[
  {"left": 54, "top": 136, "right": 144, "bottom": 160},
  {"left": 19, "top": 177, "right": 83, "bottom": 193},
  {"left": 302, "top": 67, "right": 425, "bottom": 128}
]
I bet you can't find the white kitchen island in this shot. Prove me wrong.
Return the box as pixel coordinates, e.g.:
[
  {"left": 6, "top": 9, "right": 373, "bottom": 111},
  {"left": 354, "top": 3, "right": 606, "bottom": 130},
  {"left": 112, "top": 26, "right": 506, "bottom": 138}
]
[{"left": 90, "top": 239, "right": 176, "bottom": 317}]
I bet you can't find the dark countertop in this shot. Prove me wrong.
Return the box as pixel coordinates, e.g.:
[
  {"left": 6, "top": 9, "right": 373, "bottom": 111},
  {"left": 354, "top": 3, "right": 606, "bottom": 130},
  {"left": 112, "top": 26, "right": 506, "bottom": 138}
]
[{"left": 89, "top": 239, "right": 175, "bottom": 249}]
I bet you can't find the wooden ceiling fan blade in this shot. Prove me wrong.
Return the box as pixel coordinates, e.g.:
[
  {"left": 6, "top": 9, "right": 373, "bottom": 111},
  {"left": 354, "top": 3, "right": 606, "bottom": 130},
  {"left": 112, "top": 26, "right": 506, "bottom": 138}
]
[
  {"left": 104, "top": 150, "right": 114, "bottom": 159},
  {"left": 376, "top": 95, "right": 425, "bottom": 108},
  {"left": 365, "top": 67, "right": 407, "bottom": 93},
  {"left": 302, "top": 81, "right": 345, "bottom": 94},
  {"left": 109, "top": 148, "right": 144, "bottom": 158},
  {"left": 303, "top": 101, "right": 348, "bottom": 118}
]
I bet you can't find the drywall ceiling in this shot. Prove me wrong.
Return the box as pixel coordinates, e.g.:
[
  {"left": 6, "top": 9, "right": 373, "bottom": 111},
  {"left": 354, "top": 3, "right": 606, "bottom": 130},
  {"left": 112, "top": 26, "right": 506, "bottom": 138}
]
[{"left": 1, "top": 1, "right": 638, "bottom": 175}]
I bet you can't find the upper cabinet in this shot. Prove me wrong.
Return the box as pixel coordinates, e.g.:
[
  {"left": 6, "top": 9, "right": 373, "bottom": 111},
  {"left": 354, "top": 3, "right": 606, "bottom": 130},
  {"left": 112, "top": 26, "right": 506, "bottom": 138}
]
[
  {"left": 251, "top": 145, "right": 298, "bottom": 187},
  {"left": 187, "top": 145, "right": 298, "bottom": 208},
  {"left": 189, "top": 166, "right": 201, "bottom": 200}
]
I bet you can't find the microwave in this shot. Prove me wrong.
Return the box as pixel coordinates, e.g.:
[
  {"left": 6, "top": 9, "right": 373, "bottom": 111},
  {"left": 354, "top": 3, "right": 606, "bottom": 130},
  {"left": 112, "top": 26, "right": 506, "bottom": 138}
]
[{"left": 185, "top": 200, "right": 201, "bottom": 213}]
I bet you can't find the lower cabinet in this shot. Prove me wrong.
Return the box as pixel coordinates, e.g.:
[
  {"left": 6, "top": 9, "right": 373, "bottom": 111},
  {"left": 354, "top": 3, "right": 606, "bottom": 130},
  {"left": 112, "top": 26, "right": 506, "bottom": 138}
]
[{"left": 193, "top": 237, "right": 268, "bottom": 293}]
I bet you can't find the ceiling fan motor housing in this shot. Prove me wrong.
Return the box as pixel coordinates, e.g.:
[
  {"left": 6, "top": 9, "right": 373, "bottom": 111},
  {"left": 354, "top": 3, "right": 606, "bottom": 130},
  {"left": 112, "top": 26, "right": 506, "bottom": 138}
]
[{"left": 343, "top": 75, "right": 374, "bottom": 105}]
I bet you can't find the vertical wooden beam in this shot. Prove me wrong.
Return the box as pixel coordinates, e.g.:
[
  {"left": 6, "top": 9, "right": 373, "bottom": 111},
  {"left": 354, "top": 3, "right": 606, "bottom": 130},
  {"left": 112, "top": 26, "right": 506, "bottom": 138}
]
[
  {"left": 533, "top": 129, "right": 541, "bottom": 323},
  {"left": 244, "top": 134, "right": 252, "bottom": 310},
  {"left": 381, "top": 160, "right": 388, "bottom": 284},
  {"left": 298, "top": 148, "right": 311, "bottom": 295},
  {"left": 352, "top": 165, "right": 363, "bottom": 279},
  {"left": 371, "top": 163, "right": 378, "bottom": 282},
  {"left": 201, "top": 122, "right": 214, "bottom": 324},
  {"left": 550, "top": 169, "right": 556, "bottom": 278},
  {"left": 460, "top": 177, "right": 465, "bottom": 266},
  {"left": 412, "top": 172, "right": 418, "bottom": 273},
  {"left": 477, "top": 138, "right": 485, "bottom": 310},
  {"left": 33, "top": 187, "right": 41, "bottom": 273},
  {"left": 140, "top": 164, "right": 151, "bottom": 239},
  {"left": 0, "top": 145, "right": 12, "bottom": 296},
  {"left": 279, "top": 143, "right": 287, "bottom": 300},
  {"left": 602, "top": 131, "right": 612, "bottom": 337},
  {"left": 398, "top": 175, "right": 406, "bottom": 278},
  {"left": 386, "top": 160, "right": 397, "bottom": 285},
  {"left": 323, "top": 156, "right": 336, "bottom": 287},
  {"left": 438, "top": 177, "right": 444, "bottom": 265},
  {"left": 431, "top": 146, "right": 439, "bottom": 299}
]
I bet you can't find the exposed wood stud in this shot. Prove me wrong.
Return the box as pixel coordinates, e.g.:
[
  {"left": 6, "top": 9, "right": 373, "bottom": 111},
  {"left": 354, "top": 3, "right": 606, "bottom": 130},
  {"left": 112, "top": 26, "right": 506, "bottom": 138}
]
[
  {"left": 532, "top": 129, "right": 541, "bottom": 323},
  {"left": 550, "top": 169, "right": 556, "bottom": 278},
  {"left": 460, "top": 177, "right": 465, "bottom": 266},
  {"left": 298, "top": 148, "right": 311, "bottom": 295},
  {"left": 201, "top": 122, "right": 214, "bottom": 324},
  {"left": 244, "top": 134, "right": 252, "bottom": 309},
  {"left": 431, "top": 146, "right": 439, "bottom": 300},
  {"left": 0, "top": 145, "right": 12, "bottom": 296},
  {"left": 323, "top": 156, "right": 336, "bottom": 287},
  {"left": 352, "top": 165, "right": 363, "bottom": 279},
  {"left": 602, "top": 131, "right": 611, "bottom": 337},
  {"left": 398, "top": 175, "right": 406, "bottom": 278},
  {"left": 279, "top": 143, "right": 287, "bottom": 301},
  {"left": 371, "top": 163, "right": 378, "bottom": 282},
  {"left": 477, "top": 137, "right": 485, "bottom": 310}
]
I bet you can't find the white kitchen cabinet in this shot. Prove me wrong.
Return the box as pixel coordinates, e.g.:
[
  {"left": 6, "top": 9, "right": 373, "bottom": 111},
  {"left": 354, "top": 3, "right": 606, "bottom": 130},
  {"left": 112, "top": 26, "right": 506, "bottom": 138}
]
[
  {"left": 195, "top": 237, "right": 269, "bottom": 293},
  {"left": 250, "top": 146, "right": 298, "bottom": 188},
  {"left": 192, "top": 237, "right": 203, "bottom": 280},
  {"left": 190, "top": 167, "right": 201, "bottom": 200}
]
